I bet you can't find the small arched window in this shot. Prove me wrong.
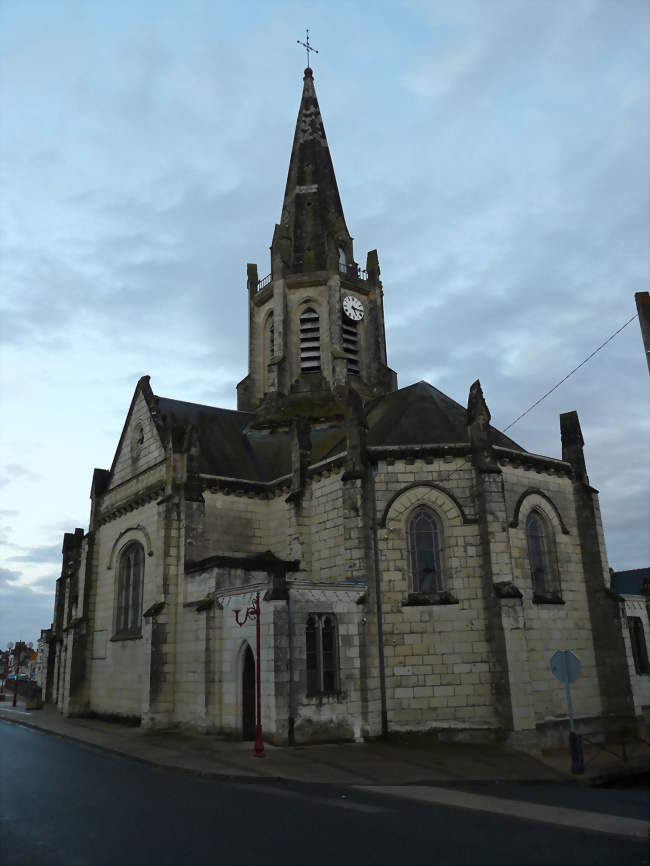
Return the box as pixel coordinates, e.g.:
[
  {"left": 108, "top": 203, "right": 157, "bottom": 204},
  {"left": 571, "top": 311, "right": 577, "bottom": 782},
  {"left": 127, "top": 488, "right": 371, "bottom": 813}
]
[
  {"left": 338, "top": 246, "right": 347, "bottom": 274},
  {"left": 300, "top": 307, "right": 321, "bottom": 372},
  {"left": 115, "top": 542, "right": 144, "bottom": 636},
  {"left": 408, "top": 508, "right": 443, "bottom": 594},
  {"left": 526, "top": 512, "right": 554, "bottom": 596},
  {"left": 306, "top": 613, "right": 339, "bottom": 694}
]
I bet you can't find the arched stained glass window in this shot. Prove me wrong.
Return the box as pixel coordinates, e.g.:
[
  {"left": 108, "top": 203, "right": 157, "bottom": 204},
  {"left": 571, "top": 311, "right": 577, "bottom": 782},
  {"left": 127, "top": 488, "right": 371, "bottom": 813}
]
[
  {"left": 116, "top": 542, "right": 144, "bottom": 635},
  {"left": 305, "top": 613, "right": 338, "bottom": 694},
  {"left": 409, "top": 508, "right": 443, "bottom": 594},
  {"left": 306, "top": 616, "right": 318, "bottom": 694},
  {"left": 526, "top": 512, "right": 551, "bottom": 594}
]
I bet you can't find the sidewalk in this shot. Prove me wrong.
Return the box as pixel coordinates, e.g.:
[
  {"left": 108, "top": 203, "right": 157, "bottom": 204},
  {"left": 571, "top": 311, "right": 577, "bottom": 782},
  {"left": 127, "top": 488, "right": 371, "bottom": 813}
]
[{"left": 1, "top": 700, "right": 648, "bottom": 788}]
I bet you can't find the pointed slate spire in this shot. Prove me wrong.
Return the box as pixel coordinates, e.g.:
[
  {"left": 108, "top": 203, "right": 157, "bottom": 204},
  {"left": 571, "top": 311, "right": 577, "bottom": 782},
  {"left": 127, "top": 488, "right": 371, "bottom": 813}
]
[{"left": 272, "top": 68, "right": 352, "bottom": 277}]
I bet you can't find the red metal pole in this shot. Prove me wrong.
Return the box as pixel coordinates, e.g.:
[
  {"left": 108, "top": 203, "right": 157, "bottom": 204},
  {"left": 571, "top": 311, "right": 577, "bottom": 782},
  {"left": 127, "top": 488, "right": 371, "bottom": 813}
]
[{"left": 254, "top": 592, "right": 265, "bottom": 757}]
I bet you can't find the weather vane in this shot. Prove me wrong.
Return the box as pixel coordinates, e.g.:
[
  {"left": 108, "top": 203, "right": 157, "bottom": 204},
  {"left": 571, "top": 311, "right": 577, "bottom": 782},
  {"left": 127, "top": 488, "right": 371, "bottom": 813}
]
[{"left": 297, "top": 28, "right": 318, "bottom": 68}]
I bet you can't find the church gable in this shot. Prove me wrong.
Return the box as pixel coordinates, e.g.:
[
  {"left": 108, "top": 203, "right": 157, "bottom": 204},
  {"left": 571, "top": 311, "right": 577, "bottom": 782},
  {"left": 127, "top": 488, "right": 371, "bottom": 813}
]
[{"left": 108, "top": 380, "right": 165, "bottom": 491}]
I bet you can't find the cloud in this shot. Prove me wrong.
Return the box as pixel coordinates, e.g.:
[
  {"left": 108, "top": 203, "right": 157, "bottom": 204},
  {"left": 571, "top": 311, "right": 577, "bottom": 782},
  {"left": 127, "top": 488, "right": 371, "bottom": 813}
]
[
  {"left": 0, "top": 567, "right": 21, "bottom": 585},
  {"left": 0, "top": 569, "right": 55, "bottom": 648},
  {"left": 0, "top": 0, "right": 647, "bottom": 657},
  {"left": 0, "top": 464, "right": 41, "bottom": 489},
  {"left": 7, "top": 544, "right": 61, "bottom": 566}
]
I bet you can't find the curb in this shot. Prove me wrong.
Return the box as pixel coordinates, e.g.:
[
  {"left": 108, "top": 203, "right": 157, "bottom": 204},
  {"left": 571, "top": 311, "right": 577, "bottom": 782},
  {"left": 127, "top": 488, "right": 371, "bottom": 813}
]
[
  {"left": 2, "top": 710, "right": 646, "bottom": 790},
  {"left": 0, "top": 712, "right": 284, "bottom": 785}
]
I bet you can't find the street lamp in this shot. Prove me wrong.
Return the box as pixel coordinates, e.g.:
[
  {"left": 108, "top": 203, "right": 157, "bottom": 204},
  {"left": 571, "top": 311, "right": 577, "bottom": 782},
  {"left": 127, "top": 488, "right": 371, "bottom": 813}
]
[{"left": 233, "top": 591, "right": 264, "bottom": 758}]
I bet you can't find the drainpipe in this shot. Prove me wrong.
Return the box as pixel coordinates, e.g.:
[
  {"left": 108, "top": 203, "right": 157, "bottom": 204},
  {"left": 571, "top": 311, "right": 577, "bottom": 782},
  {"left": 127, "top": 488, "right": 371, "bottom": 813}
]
[
  {"left": 371, "top": 463, "right": 389, "bottom": 736},
  {"left": 287, "top": 592, "right": 295, "bottom": 746}
]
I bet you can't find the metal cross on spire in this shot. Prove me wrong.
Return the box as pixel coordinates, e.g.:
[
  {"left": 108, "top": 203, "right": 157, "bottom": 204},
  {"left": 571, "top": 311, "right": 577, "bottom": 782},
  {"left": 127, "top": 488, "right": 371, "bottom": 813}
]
[{"left": 297, "top": 28, "right": 318, "bottom": 68}]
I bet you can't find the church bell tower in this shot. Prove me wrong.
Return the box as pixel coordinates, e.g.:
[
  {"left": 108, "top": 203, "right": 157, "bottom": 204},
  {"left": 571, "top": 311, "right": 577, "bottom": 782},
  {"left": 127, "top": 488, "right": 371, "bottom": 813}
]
[{"left": 236, "top": 67, "right": 397, "bottom": 415}]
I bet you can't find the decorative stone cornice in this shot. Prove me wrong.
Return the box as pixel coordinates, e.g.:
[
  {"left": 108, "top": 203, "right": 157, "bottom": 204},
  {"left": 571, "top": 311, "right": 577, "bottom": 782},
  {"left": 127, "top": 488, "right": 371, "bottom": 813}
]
[{"left": 97, "top": 483, "right": 165, "bottom": 525}]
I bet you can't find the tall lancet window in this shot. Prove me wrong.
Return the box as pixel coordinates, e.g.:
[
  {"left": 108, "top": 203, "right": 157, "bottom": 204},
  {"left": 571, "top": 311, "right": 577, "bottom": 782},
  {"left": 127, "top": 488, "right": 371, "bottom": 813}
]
[
  {"left": 338, "top": 246, "right": 347, "bottom": 274},
  {"left": 115, "top": 542, "right": 144, "bottom": 635},
  {"left": 526, "top": 512, "right": 552, "bottom": 595},
  {"left": 266, "top": 313, "right": 274, "bottom": 366},
  {"left": 409, "top": 508, "right": 443, "bottom": 594},
  {"left": 300, "top": 307, "right": 321, "bottom": 372},
  {"left": 342, "top": 318, "right": 359, "bottom": 374}
]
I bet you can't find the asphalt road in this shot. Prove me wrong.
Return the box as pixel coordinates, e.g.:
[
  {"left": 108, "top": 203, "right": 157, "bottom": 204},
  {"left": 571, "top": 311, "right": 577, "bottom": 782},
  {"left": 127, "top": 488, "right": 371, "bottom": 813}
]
[{"left": 0, "top": 721, "right": 647, "bottom": 866}]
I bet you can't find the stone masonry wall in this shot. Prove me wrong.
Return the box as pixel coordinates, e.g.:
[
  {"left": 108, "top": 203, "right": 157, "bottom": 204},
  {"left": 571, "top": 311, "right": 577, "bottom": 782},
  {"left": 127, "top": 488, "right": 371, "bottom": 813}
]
[
  {"left": 109, "top": 391, "right": 165, "bottom": 491},
  {"left": 374, "top": 457, "right": 500, "bottom": 733},
  {"left": 504, "top": 466, "right": 603, "bottom": 726},
  {"left": 87, "top": 499, "right": 163, "bottom": 717}
]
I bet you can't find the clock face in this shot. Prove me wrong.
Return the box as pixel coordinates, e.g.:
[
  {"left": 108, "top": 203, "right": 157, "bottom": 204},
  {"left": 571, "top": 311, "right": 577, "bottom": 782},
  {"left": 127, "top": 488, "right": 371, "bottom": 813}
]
[{"left": 343, "top": 295, "right": 364, "bottom": 321}]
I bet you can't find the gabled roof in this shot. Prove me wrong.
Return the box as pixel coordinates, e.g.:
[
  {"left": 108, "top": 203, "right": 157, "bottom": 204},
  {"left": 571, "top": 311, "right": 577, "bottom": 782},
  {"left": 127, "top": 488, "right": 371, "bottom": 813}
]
[
  {"left": 610, "top": 567, "right": 650, "bottom": 596},
  {"left": 105, "top": 375, "right": 164, "bottom": 487}
]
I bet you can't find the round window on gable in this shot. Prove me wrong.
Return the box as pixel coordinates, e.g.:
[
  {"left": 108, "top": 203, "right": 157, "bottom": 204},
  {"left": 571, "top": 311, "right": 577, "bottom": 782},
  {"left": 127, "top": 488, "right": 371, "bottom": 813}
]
[{"left": 131, "top": 423, "right": 145, "bottom": 458}]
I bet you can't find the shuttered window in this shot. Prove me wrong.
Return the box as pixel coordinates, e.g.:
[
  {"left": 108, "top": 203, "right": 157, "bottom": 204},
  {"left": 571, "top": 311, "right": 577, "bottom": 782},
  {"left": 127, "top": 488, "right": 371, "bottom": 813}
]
[
  {"left": 300, "top": 308, "right": 321, "bottom": 372},
  {"left": 342, "top": 319, "right": 359, "bottom": 374}
]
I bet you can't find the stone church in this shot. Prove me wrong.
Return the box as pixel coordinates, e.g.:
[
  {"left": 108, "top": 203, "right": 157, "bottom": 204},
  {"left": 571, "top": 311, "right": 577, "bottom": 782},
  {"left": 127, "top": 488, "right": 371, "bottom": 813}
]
[{"left": 46, "top": 67, "right": 648, "bottom": 747}]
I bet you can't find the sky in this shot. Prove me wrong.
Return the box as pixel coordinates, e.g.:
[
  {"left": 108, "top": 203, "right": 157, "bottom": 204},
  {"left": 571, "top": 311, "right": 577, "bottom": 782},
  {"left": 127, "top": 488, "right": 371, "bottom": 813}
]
[{"left": 1, "top": 0, "right": 648, "bottom": 649}]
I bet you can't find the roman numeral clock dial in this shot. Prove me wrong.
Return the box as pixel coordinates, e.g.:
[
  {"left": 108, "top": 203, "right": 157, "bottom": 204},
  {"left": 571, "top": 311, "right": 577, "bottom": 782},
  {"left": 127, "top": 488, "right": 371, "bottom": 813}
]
[{"left": 342, "top": 295, "right": 364, "bottom": 321}]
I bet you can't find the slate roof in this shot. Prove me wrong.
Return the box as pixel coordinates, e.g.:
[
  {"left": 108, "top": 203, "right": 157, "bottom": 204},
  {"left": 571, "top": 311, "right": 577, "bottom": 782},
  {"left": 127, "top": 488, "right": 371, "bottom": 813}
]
[
  {"left": 365, "top": 381, "right": 524, "bottom": 451},
  {"left": 610, "top": 568, "right": 650, "bottom": 596},
  {"left": 155, "top": 381, "right": 524, "bottom": 483},
  {"left": 274, "top": 67, "right": 349, "bottom": 275}
]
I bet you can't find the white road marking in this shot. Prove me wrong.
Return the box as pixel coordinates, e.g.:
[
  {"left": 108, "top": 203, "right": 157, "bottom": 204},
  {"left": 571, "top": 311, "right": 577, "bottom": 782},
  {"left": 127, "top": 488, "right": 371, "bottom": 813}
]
[{"left": 358, "top": 785, "right": 650, "bottom": 840}]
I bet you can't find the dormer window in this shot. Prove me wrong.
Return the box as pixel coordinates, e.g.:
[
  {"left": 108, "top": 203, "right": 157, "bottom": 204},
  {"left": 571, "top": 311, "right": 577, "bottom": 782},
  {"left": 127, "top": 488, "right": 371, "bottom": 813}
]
[{"left": 300, "top": 308, "right": 321, "bottom": 372}]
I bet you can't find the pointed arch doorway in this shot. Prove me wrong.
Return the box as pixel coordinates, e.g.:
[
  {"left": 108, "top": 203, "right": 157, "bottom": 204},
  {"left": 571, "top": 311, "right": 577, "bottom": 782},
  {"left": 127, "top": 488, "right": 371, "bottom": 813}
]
[{"left": 242, "top": 644, "right": 256, "bottom": 740}]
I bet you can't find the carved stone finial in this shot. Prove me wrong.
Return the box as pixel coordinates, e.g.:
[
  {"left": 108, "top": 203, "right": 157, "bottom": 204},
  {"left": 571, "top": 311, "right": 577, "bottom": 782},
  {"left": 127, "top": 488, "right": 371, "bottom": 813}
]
[
  {"left": 560, "top": 410, "right": 589, "bottom": 484},
  {"left": 467, "top": 380, "right": 499, "bottom": 471},
  {"left": 366, "top": 250, "right": 380, "bottom": 284},
  {"left": 246, "top": 263, "right": 258, "bottom": 294}
]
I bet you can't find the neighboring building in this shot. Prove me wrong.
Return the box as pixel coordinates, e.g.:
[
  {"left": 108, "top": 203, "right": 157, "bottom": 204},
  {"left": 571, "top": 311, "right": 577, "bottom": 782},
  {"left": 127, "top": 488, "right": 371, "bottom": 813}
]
[
  {"left": 610, "top": 568, "right": 650, "bottom": 730},
  {"left": 0, "top": 650, "right": 9, "bottom": 690},
  {"left": 36, "top": 629, "right": 52, "bottom": 690},
  {"left": 47, "top": 67, "right": 646, "bottom": 747}
]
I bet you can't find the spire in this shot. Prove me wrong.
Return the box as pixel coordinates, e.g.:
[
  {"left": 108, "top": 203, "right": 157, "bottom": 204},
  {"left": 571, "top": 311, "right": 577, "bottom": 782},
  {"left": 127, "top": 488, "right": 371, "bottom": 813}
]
[{"left": 272, "top": 68, "right": 352, "bottom": 277}]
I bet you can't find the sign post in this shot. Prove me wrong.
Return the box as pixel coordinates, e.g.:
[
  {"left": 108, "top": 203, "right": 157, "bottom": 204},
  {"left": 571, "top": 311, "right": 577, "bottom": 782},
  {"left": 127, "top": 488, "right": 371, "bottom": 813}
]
[{"left": 550, "top": 650, "right": 583, "bottom": 774}]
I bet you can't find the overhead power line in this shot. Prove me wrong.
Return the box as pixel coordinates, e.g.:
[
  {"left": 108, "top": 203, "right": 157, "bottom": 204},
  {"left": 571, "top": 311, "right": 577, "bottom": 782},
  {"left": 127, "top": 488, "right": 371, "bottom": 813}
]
[{"left": 503, "top": 313, "right": 639, "bottom": 433}]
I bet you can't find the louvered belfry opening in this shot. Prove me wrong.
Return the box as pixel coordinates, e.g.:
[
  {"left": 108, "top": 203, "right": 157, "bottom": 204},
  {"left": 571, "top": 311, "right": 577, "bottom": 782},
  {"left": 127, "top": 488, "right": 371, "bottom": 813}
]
[
  {"left": 300, "top": 307, "right": 321, "bottom": 371},
  {"left": 342, "top": 319, "right": 359, "bottom": 374}
]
